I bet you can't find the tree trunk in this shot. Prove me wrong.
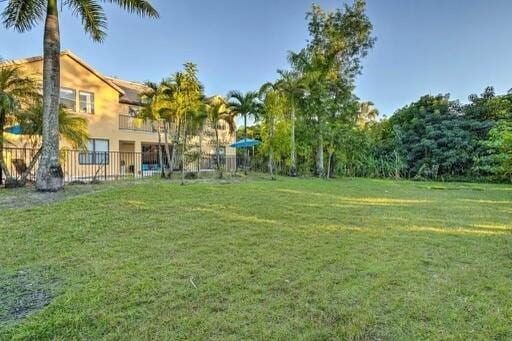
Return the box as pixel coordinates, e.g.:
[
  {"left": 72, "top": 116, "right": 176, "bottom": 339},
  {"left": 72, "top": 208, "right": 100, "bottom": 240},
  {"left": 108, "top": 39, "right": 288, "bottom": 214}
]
[
  {"left": 289, "top": 104, "right": 297, "bottom": 177},
  {"left": 316, "top": 137, "right": 324, "bottom": 178},
  {"left": 181, "top": 115, "right": 187, "bottom": 185},
  {"left": 157, "top": 120, "right": 164, "bottom": 178},
  {"left": 326, "top": 151, "right": 333, "bottom": 179},
  {"left": 0, "top": 110, "right": 11, "bottom": 182},
  {"left": 215, "top": 127, "right": 223, "bottom": 178},
  {"left": 244, "top": 113, "right": 248, "bottom": 175},
  {"left": 268, "top": 118, "right": 275, "bottom": 180},
  {"left": 170, "top": 119, "right": 181, "bottom": 180},
  {"left": 268, "top": 145, "right": 274, "bottom": 180},
  {"left": 36, "top": 0, "right": 64, "bottom": 192},
  {"left": 163, "top": 121, "right": 172, "bottom": 178}
]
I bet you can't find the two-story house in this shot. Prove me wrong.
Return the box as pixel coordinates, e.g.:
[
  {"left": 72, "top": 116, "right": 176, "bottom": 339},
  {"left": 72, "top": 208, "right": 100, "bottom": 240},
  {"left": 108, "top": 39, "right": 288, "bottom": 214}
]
[{"left": 3, "top": 50, "right": 236, "bottom": 179}]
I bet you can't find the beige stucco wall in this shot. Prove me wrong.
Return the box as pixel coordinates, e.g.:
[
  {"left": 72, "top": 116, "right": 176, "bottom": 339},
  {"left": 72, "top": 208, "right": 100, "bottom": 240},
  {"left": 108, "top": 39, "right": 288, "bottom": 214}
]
[{"left": 14, "top": 53, "right": 236, "bottom": 157}]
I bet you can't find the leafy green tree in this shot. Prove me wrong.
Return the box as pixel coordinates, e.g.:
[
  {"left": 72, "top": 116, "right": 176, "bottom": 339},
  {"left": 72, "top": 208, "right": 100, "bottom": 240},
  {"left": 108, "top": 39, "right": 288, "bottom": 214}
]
[
  {"left": 289, "top": 0, "right": 375, "bottom": 177},
  {"left": 381, "top": 95, "right": 489, "bottom": 179},
  {"left": 259, "top": 83, "right": 287, "bottom": 180},
  {"left": 165, "top": 63, "right": 204, "bottom": 184},
  {"left": 2, "top": 0, "right": 158, "bottom": 191},
  {"left": 275, "top": 70, "right": 305, "bottom": 176}
]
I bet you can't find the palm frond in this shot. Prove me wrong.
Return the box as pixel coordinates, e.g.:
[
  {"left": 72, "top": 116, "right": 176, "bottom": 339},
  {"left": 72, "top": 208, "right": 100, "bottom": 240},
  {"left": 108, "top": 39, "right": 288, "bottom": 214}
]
[
  {"left": 66, "top": 0, "right": 108, "bottom": 42},
  {"left": 106, "top": 0, "right": 159, "bottom": 18},
  {"left": 1, "top": 0, "right": 45, "bottom": 32}
]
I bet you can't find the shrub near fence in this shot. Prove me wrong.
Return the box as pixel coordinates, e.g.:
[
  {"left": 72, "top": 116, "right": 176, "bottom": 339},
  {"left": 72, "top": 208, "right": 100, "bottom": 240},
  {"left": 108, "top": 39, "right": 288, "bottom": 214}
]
[{"left": 0, "top": 148, "right": 237, "bottom": 185}]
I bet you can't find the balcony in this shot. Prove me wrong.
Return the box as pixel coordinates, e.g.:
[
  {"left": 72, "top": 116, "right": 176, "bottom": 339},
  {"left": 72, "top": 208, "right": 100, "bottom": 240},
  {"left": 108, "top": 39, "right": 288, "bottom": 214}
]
[{"left": 119, "top": 114, "right": 156, "bottom": 133}]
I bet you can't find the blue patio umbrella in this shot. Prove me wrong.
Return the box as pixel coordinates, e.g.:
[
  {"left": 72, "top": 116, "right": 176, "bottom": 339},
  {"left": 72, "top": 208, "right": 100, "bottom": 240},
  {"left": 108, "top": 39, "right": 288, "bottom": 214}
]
[
  {"left": 229, "top": 138, "right": 261, "bottom": 149},
  {"left": 4, "top": 125, "right": 23, "bottom": 135}
]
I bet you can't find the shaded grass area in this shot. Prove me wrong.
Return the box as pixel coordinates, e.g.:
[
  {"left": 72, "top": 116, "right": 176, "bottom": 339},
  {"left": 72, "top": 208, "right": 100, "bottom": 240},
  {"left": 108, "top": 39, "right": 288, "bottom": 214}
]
[
  {"left": 0, "top": 177, "right": 511, "bottom": 339},
  {"left": 0, "top": 268, "right": 60, "bottom": 329}
]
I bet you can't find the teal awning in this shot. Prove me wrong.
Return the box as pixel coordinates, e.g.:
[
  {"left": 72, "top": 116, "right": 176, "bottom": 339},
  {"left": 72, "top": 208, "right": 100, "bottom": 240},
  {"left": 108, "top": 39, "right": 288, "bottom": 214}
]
[{"left": 230, "top": 138, "right": 261, "bottom": 149}]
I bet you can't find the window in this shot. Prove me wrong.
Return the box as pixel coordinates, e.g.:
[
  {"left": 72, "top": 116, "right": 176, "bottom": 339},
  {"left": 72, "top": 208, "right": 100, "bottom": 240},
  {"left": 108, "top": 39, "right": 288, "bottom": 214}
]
[
  {"left": 215, "top": 146, "right": 226, "bottom": 156},
  {"left": 60, "top": 88, "right": 76, "bottom": 111},
  {"left": 79, "top": 91, "right": 94, "bottom": 114},
  {"left": 79, "top": 139, "right": 109, "bottom": 165}
]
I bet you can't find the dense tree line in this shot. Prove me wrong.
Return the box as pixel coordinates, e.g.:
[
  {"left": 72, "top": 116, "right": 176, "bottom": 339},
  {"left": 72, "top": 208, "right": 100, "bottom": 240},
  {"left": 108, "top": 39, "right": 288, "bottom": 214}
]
[
  {"left": 244, "top": 88, "right": 512, "bottom": 183},
  {"left": 232, "top": 1, "right": 512, "bottom": 183}
]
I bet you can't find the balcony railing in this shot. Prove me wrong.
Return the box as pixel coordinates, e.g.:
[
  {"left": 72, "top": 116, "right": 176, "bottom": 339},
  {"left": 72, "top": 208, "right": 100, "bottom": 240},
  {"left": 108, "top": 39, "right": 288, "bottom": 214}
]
[{"left": 119, "top": 114, "right": 156, "bottom": 133}]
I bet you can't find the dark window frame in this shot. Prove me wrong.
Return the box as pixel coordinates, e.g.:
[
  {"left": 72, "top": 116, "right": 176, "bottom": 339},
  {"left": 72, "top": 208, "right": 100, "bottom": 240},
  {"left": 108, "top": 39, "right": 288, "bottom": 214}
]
[{"left": 79, "top": 139, "right": 110, "bottom": 165}]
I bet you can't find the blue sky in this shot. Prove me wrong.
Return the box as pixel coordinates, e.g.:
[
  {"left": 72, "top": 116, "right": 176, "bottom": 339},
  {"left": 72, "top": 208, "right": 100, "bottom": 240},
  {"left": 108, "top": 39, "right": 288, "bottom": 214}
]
[{"left": 1, "top": 0, "right": 512, "bottom": 116}]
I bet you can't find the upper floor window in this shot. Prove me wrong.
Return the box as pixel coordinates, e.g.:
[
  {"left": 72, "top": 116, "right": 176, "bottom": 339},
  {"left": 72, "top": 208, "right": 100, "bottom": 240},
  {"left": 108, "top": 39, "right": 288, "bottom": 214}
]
[
  {"left": 79, "top": 91, "right": 94, "bottom": 114},
  {"left": 60, "top": 88, "right": 76, "bottom": 111}
]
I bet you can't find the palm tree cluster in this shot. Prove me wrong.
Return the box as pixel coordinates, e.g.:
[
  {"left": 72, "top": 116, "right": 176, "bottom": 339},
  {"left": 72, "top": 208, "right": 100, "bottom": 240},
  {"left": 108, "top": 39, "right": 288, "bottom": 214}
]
[{"left": 140, "top": 63, "right": 255, "bottom": 182}]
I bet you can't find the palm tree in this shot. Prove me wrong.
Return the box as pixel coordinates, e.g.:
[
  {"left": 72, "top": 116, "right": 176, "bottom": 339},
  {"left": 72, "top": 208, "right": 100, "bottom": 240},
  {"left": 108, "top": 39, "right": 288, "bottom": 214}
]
[
  {"left": 139, "top": 81, "right": 173, "bottom": 178},
  {"left": 227, "top": 90, "right": 260, "bottom": 173},
  {"left": 2, "top": 0, "right": 159, "bottom": 191},
  {"left": 164, "top": 63, "right": 203, "bottom": 185},
  {"left": 0, "top": 63, "right": 39, "bottom": 185},
  {"left": 356, "top": 101, "right": 379, "bottom": 129},
  {"left": 275, "top": 70, "right": 305, "bottom": 177},
  {"left": 7, "top": 103, "right": 88, "bottom": 187},
  {"left": 259, "top": 82, "right": 285, "bottom": 180},
  {"left": 206, "top": 96, "right": 235, "bottom": 178}
]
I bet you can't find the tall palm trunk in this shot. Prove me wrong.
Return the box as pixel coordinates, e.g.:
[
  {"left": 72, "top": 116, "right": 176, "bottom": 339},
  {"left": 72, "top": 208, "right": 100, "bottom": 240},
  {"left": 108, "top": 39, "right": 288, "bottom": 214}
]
[
  {"left": 244, "top": 112, "right": 248, "bottom": 175},
  {"left": 181, "top": 115, "right": 187, "bottom": 185},
  {"left": 36, "top": 0, "right": 63, "bottom": 191},
  {"left": 156, "top": 120, "right": 164, "bottom": 178},
  {"left": 214, "top": 127, "right": 223, "bottom": 178},
  {"left": 170, "top": 119, "right": 181, "bottom": 179},
  {"left": 163, "top": 121, "right": 172, "bottom": 178},
  {"left": 289, "top": 103, "right": 297, "bottom": 177},
  {"left": 268, "top": 117, "right": 275, "bottom": 180}
]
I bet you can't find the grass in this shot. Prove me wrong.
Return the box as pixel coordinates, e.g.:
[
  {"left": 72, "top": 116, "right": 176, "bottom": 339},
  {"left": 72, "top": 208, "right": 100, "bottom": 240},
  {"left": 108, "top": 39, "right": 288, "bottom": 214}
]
[{"left": 1, "top": 177, "right": 511, "bottom": 339}]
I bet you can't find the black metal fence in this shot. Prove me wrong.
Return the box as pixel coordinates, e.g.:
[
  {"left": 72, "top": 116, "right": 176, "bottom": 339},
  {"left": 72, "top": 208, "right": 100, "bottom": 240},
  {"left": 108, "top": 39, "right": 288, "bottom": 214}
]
[{"left": 1, "top": 147, "right": 237, "bottom": 185}]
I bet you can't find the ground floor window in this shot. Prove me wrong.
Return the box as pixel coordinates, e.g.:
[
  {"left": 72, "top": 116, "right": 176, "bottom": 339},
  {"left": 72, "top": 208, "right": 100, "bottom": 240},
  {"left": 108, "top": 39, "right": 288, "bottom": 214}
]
[
  {"left": 79, "top": 139, "right": 109, "bottom": 165},
  {"left": 215, "top": 146, "right": 226, "bottom": 156}
]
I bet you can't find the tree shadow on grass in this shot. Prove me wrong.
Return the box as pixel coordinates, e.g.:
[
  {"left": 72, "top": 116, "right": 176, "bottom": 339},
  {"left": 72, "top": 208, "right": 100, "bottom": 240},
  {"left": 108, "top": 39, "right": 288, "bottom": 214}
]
[{"left": 0, "top": 268, "right": 60, "bottom": 330}]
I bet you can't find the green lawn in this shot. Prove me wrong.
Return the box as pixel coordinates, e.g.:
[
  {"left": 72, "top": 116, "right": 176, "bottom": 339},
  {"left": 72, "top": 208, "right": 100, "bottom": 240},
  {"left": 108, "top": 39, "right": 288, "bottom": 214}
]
[{"left": 1, "top": 177, "right": 511, "bottom": 339}]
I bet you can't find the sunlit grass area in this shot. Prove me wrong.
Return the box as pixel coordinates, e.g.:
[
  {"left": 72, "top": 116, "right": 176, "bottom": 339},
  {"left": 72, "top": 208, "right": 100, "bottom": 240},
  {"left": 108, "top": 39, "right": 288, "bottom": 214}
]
[{"left": 1, "top": 177, "right": 511, "bottom": 339}]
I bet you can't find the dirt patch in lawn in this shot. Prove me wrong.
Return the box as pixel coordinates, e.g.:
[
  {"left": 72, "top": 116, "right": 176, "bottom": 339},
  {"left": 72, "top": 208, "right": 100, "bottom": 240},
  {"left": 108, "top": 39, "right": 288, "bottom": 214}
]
[
  {"left": 0, "top": 268, "right": 60, "bottom": 329},
  {"left": 0, "top": 183, "right": 104, "bottom": 209}
]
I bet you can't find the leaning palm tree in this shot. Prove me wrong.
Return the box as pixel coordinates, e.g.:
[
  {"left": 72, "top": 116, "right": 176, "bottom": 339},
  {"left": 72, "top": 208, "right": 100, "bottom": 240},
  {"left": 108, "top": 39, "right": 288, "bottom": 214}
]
[
  {"left": 7, "top": 103, "right": 88, "bottom": 187},
  {"left": 2, "top": 0, "right": 159, "bottom": 191},
  {"left": 275, "top": 70, "right": 305, "bottom": 177},
  {"left": 227, "top": 90, "right": 260, "bottom": 173},
  {"left": 0, "top": 63, "right": 39, "bottom": 184},
  {"left": 206, "top": 96, "right": 235, "bottom": 178}
]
